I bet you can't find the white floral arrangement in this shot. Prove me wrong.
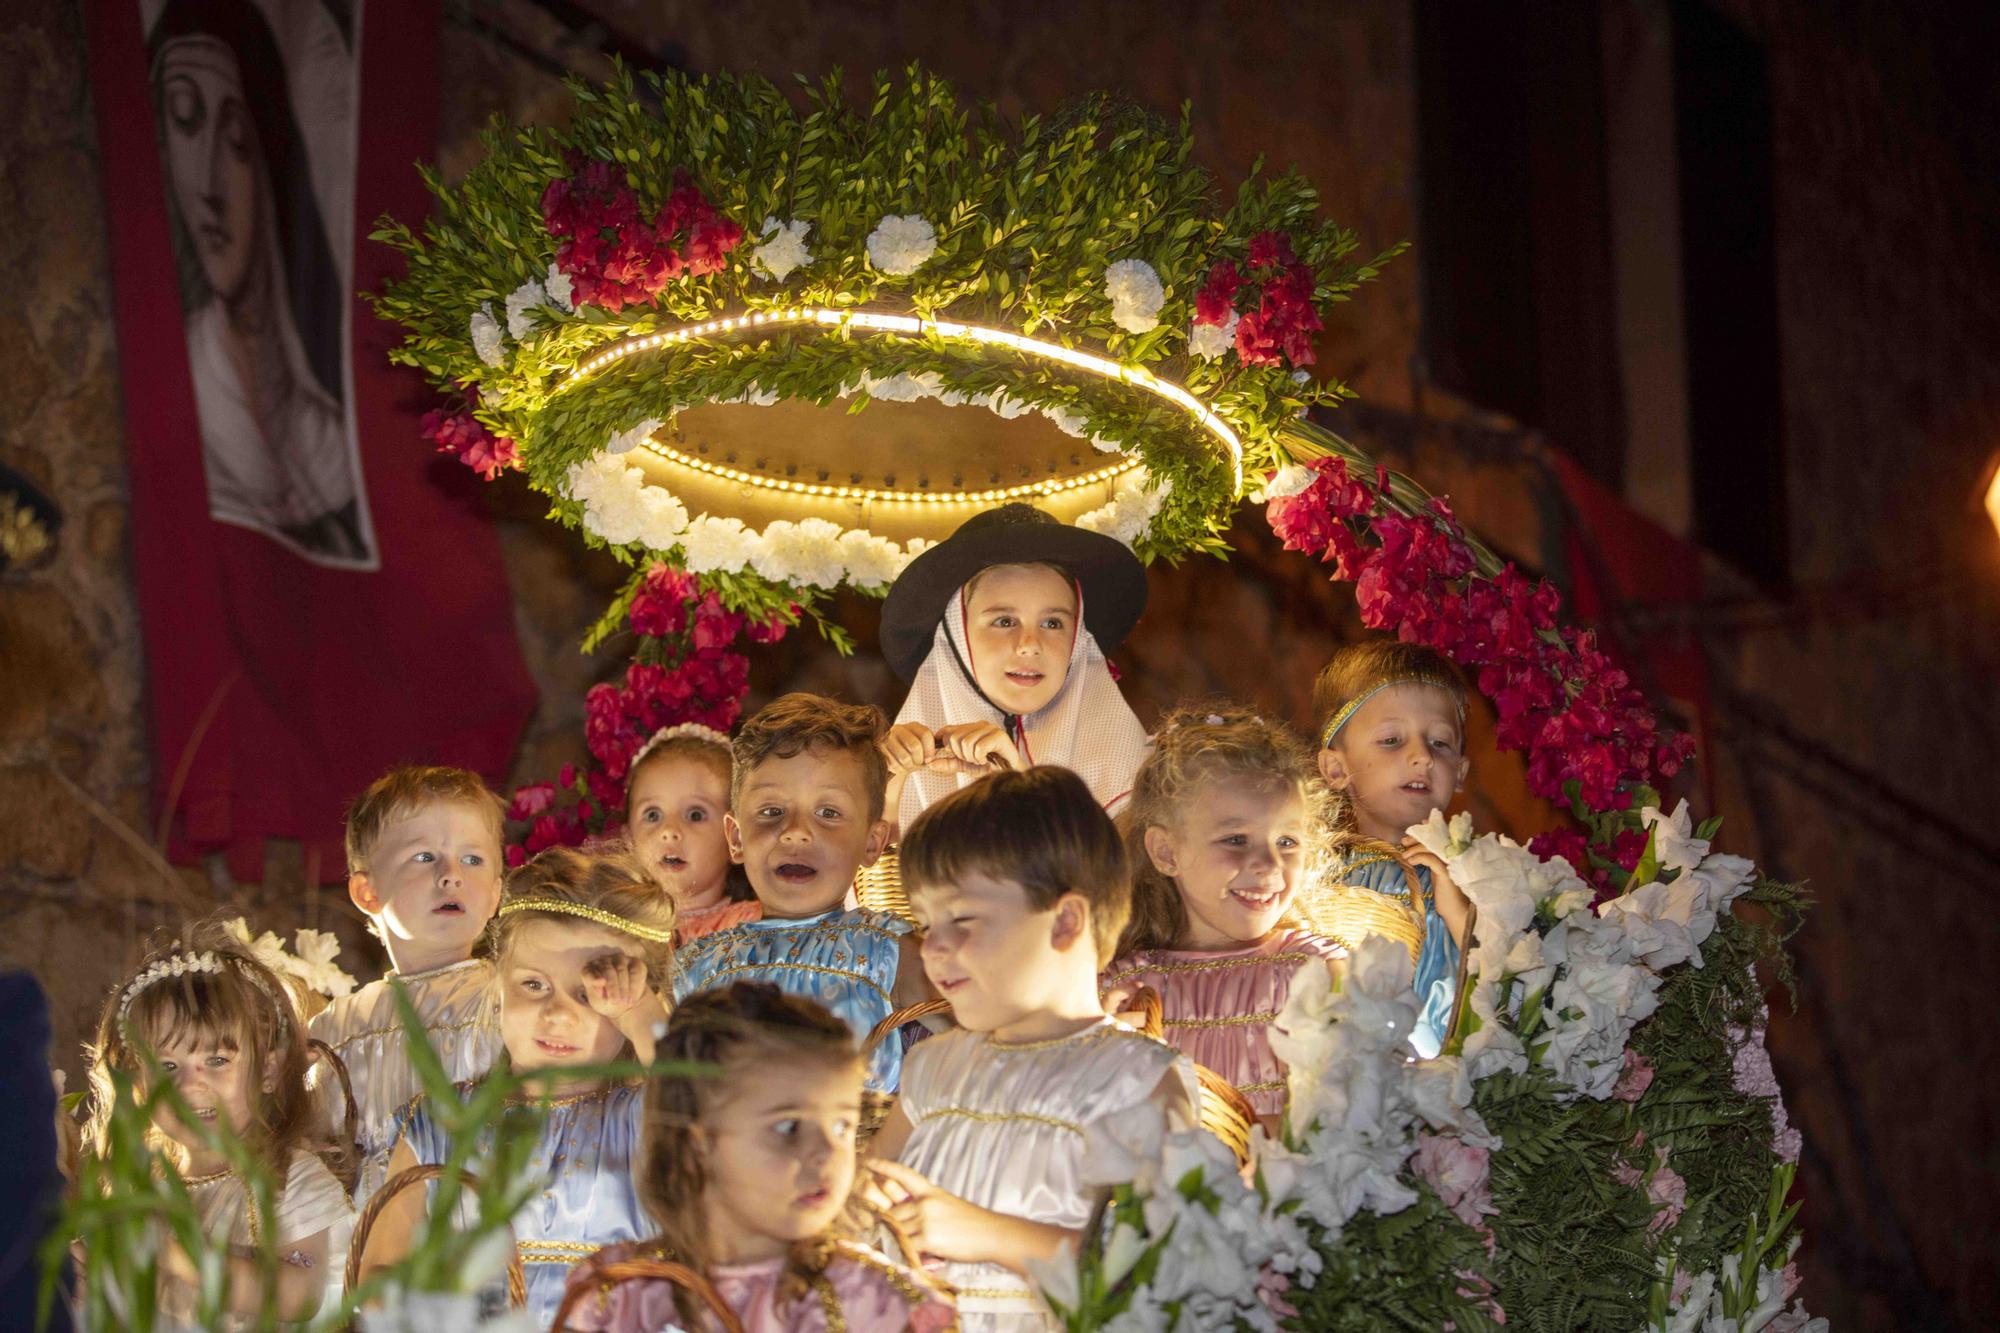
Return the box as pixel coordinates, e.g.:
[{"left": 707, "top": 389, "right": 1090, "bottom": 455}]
[
  {"left": 1105, "top": 259, "right": 1166, "bottom": 334},
  {"left": 223, "top": 918, "right": 358, "bottom": 1001},
  {"left": 1032, "top": 807, "right": 1824, "bottom": 1333},
  {"left": 865, "top": 212, "right": 938, "bottom": 276},
  {"left": 751, "top": 216, "right": 813, "bottom": 281}
]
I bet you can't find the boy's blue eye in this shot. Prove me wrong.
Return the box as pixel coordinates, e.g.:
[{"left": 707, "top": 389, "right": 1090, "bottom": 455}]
[
  {"left": 463, "top": 854, "right": 483, "bottom": 866},
  {"left": 687, "top": 808, "right": 706, "bottom": 823},
  {"left": 774, "top": 1118, "right": 799, "bottom": 1137},
  {"left": 413, "top": 851, "right": 435, "bottom": 863},
  {"left": 641, "top": 808, "right": 661, "bottom": 824}
]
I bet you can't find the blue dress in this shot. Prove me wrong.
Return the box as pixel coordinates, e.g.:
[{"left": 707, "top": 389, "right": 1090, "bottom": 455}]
[
  {"left": 1323, "top": 844, "right": 1460, "bottom": 1059},
  {"left": 671, "top": 908, "right": 913, "bottom": 1092},
  {"left": 394, "top": 1081, "right": 649, "bottom": 1330}
]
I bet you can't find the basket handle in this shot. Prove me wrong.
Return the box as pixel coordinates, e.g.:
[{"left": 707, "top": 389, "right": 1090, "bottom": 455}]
[
  {"left": 307, "top": 1038, "right": 359, "bottom": 1147},
  {"left": 863, "top": 998, "right": 953, "bottom": 1052},
  {"left": 1127, "top": 984, "right": 1165, "bottom": 1041},
  {"left": 344, "top": 1162, "right": 526, "bottom": 1312},
  {"left": 549, "top": 1255, "right": 746, "bottom": 1333}
]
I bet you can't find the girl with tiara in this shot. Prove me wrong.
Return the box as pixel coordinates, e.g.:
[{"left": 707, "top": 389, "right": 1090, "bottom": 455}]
[
  {"left": 356, "top": 848, "right": 673, "bottom": 1328},
  {"left": 560, "top": 982, "right": 956, "bottom": 1333},
  {"left": 1311, "top": 638, "right": 1476, "bottom": 1058},
  {"left": 83, "top": 921, "right": 350, "bottom": 1328},
  {"left": 624, "top": 722, "right": 761, "bottom": 944},
  {"left": 1100, "top": 704, "right": 1346, "bottom": 1132},
  {"left": 876, "top": 503, "right": 1153, "bottom": 832}
]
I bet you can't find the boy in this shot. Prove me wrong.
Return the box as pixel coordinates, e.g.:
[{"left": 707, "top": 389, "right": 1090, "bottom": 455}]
[
  {"left": 868, "top": 767, "right": 1198, "bottom": 1332},
  {"left": 1312, "top": 638, "right": 1475, "bottom": 1057},
  {"left": 670, "top": 693, "right": 932, "bottom": 1092},
  {"left": 308, "top": 764, "right": 506, "bottom": 1200}
]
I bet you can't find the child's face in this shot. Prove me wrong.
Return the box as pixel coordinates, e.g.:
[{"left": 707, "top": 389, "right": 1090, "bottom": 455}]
[
  {"left": 1318, "top": 683, "right": 1469, "bottom": 842},
  {"left": 498, "top": 919, "right": 642, "bottom": 1084},
  {"left": 963, "top": 564, "right": 1077, "bottom": 716},
  {"left": 626, "top": 752, "right": 732, "bottom": 911},
  {"left": 350, "top": 799, "right": 503, "bottom": 963},
  {"left": 912, "top": 870, "right": 1094, "bottom": 1036},
  {"left": 145, "top": 1026, "right": 269, "bottom": 1154},
  {"left": 1144, "top": 776, "right": 1309, "bottom": 949},
  {"left": 697, "top": 1054, "right": 862, "bottom": 1264},
  {"left": 725, "top": 746, "right": 890, "bottom": 919}
]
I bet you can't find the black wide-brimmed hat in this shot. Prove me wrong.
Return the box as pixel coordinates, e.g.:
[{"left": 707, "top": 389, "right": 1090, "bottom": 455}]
[{"left": 880, "top": 503, "right": 1149, "bottom": 680}]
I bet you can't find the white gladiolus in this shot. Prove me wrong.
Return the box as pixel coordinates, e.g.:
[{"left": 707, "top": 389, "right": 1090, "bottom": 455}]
[{"left": 865, "top": 212, "right": 937, "bottom": 275}]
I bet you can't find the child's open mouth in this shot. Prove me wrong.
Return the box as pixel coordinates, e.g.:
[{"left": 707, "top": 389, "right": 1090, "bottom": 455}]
[
  {"left": 932, "top": 974, "right": 968, "bottom": 994},
  {"left": 534, "top": 1037, "right": 581, "bottom": 1059},
  {"left": 794, "top": 1184, "right": 830, "bottom": 1208},
  {"left": 660, "top": 854, "right": 687, "bottom": 871},
  {"left": 1229, "top": 886, "right": 1283, "bottom": 912},
  {"left": 1401, "top": 780, "right": 1431, "bottom": 795},
  {"left": 1004, "top": 669, "right": 1044, "bottom": 687},
  {"left": 191, "top": 1106, "right": 218, "bottom": 1122},
  {"left": 433, "top": 898, "right": 465, "bottom": 915},
  {"left": 774, "top": 862, "right": 817, "bottom": 883}
]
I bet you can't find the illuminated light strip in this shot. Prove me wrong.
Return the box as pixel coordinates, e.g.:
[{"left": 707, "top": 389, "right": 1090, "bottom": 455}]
[
  {"left": 640, "top": 436, "right": 1139, "bottom": 505},
  {"left": 557, "top": 306, "right": 1244, "bottom": 492}
]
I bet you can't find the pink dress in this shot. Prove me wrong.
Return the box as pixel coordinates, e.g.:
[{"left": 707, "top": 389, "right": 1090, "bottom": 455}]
[
  {"left": 1101, "top": 927, "right": 1346, "bottom": 1117},
  {"left": 562, "top": 1240, "right": 957, "bottom": 1332},
  {"left": 675, "top": 898, "right": 763, "bottom": 946}
]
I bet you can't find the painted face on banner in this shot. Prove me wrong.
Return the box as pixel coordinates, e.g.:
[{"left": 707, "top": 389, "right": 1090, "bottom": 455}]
[{"left": 158, "top": 37, "right": 261, "bottom": 302}]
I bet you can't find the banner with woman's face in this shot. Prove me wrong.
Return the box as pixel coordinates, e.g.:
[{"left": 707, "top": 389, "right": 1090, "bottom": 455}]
[{"left": 145, "top": 0, "right": 376, "bottom": 567}]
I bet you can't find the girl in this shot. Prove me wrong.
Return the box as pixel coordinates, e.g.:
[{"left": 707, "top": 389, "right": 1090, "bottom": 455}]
[
  {"left": 357, "top": 848, "right": 673, "bottom": 1329},
  {"left": 83, "top": 922, "right": 349, "bottom": 1328},
  {"left": 877, "top": 502, "right": 1152, "bottom": 832},
  {"left": 1311, "top": 638, "right": 1476, "bottom": 1058},
  {"left": 561, "top": 982, "right": 955, "bottom": 1332},
  {"left": 1100, "top": 705, "right": 1345, "bottom": 1130},
  {"left": 625, "top": 723, "right": 761, "bottom": 944}
]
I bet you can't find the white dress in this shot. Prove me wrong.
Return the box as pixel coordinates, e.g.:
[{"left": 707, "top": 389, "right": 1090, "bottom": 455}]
[
  {"left": 894, "top": 1019, "right": 1197, "bottom": 1331},
  {"left": 175, "top": 1149, "right": 351, "bottom": 1331},
  {"left": 306, "top": 958, "right": 502, "bottom": 1203}
]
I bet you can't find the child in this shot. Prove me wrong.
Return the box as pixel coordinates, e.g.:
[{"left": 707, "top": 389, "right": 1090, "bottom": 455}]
[
  {"left": 671, "top": 694, "right": 932, "bottom": 1094},
  {"left": 84, "top": 923, "right": 349, "bottom": 1328},
  {"left": 356, "top": 847, "right": 671, "bottom": 1328},
  {"left": 561, "top": 982, "right": 956, "bottom": 1332},
  {"left": 624, "top": 722, "right": 761, "bottom": 944},
  {"left": 1100, "top": 704, "right": 1345, "bottom": 1129},
  {"left": 1312, "top": 639, "right": 1476, "bottom": 1058},
  {"left": 877, "top": 502, "right": 1153, "bottom": 831},
  {"left": 869, "top": 767, "right": 1199, "bottom": 1333},
  {"left": 308, "top": 765, "right": 508, "bottom": 1202}
]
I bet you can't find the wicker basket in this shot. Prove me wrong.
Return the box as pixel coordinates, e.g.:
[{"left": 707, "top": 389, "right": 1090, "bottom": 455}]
[
  {"left": 344, "top": 1163, "right": 527, "bottom": 1314},
  {"left": 1128, "top": 987, "right": 1257, "bottom": 1164},
  {"left": 1294, "top": 855, "right": 1428, "bottom": 960},
  {"left": 550, "top": 1250, "right": 744, "bottom": 1333},
  {"left": 854, "top": 847, "right": 916, "bottom": 923}
]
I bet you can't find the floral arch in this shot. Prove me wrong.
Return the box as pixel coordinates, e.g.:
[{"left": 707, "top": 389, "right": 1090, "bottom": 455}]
[{"left": 370, "top": 65, "right": 1820, "bottom": 1332}]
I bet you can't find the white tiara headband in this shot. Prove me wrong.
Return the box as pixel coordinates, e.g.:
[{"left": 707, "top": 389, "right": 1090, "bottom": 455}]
[
  {"left": 117, "top": 950, "right": 290, "bottom": 1041},
  {"left": 629, "top": 721, "right": 733, "bottom": 774}
]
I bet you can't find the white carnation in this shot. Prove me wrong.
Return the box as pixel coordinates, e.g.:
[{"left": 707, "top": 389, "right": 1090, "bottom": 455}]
[
  {"left": 1104, "top": 257, "right": 1165, "bottom": 333},
  {"left": 1190, "top": 312, "right": 1238, "bottom": 360},
  {"left": 1075, "top": 470, "right": 1171, "bottom": 546},
  {"left": 1045, "top": 406, "right": 1088, "bottom": 437},
  {"left": 865, "top": 212, "right": 937, "bottom": 276},
  {"left": 503, "top": 279, "right": 546, "bottom": 341},
  {"left": 750, "top": 517, "right": 845, "bottom": 588},
  {"left": 751, "top": 216, "right": 812, "bottom": 281},
  {"left": 1249, "top": 462, "right": 1317, "bottom": 503},
  {"left": 679, "top": 514, "right": 758, "bottom": 574},
  {"left": 837, "top": 529, "right": 902, "bottom": 590},
  {"left": 718, "top": 382, "right": 780, "bottom": 407},
  {"left": 469, "top": 303, "right": 505, "bottom": 367},
  {"left": 892, "top": 536, "right": 936, "bottom": 576},
  {"left": 604, "top": 418, "right": 663, "bottom": 456},
  {"left": 543, "top": 261, "right": 575, "bottom": 312},
  {"left": 857, "top": 370, "right": 943, "bottom": 403},
  {"left": 633, "top": 487, "right": 689, "bottom": 549}
]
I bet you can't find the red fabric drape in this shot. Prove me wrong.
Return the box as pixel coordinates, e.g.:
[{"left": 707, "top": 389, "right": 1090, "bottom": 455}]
[{"left": 87, "top": 0, "right": 534, "bottom": 881}]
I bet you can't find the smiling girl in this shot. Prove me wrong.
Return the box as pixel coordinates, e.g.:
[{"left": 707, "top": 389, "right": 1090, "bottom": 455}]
[
  {"left": 84, "top": 922, "right": 348, "bottom": 1328},
  {"left": 1100, "top": 705, "right": 1344, "bottom": 1131},
  {"left": 357, "top": 848, "right": 673, "bottom": 1328}
]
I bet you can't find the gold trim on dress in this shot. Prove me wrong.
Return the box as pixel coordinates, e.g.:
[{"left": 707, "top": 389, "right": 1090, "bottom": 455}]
[
  {"left": 698, "top": 961, "right": 891, "bottom": 1005},
  {"left": 919, "top": 1106, "right": 1085, "bottom": 1137},
  {"left": 519, "top": 1239, "right": 605, "bottom": 1263},
  {"left": 1102, "top": 952, "right": 1325, "bottom": 986},
  {"left": 326, "top": 1008, "right": 491, "bottom": 1054},
  {"left": 1164, "top": 1011, "right": 1280, "bottom": 1029}
]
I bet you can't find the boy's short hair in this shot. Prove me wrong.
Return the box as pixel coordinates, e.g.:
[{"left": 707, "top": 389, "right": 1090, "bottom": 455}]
[
  {"left": 730, "top": 693, "right": 889, "bottom": 823},
  {"left": 345, "top": 764, "right": 505, "bottom": 876},
  {"left": 1311, "top": 639, "right": 1468, "bottom": 748},
  {"left": 901, "top": 766, "right": 1131, "bottom": 965}
]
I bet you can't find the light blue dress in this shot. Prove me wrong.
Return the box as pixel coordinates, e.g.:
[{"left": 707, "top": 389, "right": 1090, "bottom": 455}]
[
  {"left": 671, "top": 908, "right": 914, "bottom": 1092},
  {"left": 394, "top": 1081, "right": 649, "bottom": 1330},
  {"left": 1325, "top": 844, "right": 1460, "bottom": 1058}
]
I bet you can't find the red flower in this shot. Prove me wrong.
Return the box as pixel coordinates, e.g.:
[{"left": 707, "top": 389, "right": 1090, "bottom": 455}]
[
  {"left": 1194, "top": 260, "right": 1242, "bottom": 326},
  {"left": 421, "top": 409, "right": 519, "bottom": 480},
  {"left": 505, "top": 782, "right": 556, "bottom": 821},
  {"left": 1247, "top": 229, "right": 1297, "bottom": 271},
  {"left": 543, "top": 160, "right": 742, "bottom": 311}
]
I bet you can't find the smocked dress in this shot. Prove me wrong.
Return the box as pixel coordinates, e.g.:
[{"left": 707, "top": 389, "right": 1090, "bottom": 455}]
[
  {"left": 672, "top": 909, "right": 913, "bottom": 1092},
  {"left": 895, "top": 1020, "right": 1198, "bottom": 1332},
  {"left": 562, "top": 1239, "right": 958, "bottom": 1332},
  {"left": 1100, "top": 927, "right": 1347, "bottom": 1117},
  {"left": 393, "top": 1081, "right": 650, "bottom": 1330},
  {"left": 1316, "top": 843, "right": 1459, "bottom": 1057},
  {"left": 308, "top": 958, "right": 502, "bottom": 1203}
]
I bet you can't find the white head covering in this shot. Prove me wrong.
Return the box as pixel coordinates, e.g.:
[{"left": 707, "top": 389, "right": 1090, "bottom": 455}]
[{"left": 893, "top": 585, "right": 1151, "bottom": 829}]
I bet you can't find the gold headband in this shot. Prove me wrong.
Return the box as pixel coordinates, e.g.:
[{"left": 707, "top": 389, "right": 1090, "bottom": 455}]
[
  {"left": 498, "top": 898, "right": 674, "bottom": 944},
  {"left": 1320, "top": 673, "right": 1464, "bottom": 749}
]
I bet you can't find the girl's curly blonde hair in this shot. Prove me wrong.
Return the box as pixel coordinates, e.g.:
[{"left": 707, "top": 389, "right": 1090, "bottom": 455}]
[{"left": 1114, "top": 702, "right": 1331, "bottom": 955}]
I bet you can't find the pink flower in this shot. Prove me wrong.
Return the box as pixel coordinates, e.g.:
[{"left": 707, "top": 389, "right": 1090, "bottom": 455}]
[
  {"left": 1732, "top": 1021, "right": 1803, "bottom": 1163},
  {"left": 1612, "top": 1050, "right": 1656, "bottom": 1103},
  {"left": 505, "top": 782, "right": 556, "bottom": 821},
  {"left": 1413, "top": 1132, "right": 1497, "bottom": 1235},
  {"left": 421, "top": 409, "right": 520, "bottom": 480},
  {"left": 1646, "top": 1158, "right": 1687, "bottom": 1236},
  {"left": 1255, "top": 1267, "right": 1297, "bottom": 1320},
  {"left": 1194, "top": 259, "right": 1241, "bottom": 326},
  {"left": 745, "top": 608, "right": 793, "bottom": 644}
]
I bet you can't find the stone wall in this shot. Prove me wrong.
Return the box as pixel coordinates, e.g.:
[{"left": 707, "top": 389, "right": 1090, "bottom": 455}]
[{"left": 1, "top": 2, "right": 1993, "bottom": 1327}]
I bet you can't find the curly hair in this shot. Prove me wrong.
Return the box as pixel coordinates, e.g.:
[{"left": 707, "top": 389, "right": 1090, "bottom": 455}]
[
  {"left": 640, "top": 982, "right": 865, "bottom": 1327},
  {"left": 490, "top": 846, "right": 678, "bottom": 995},
  {"left": 1114, "top": 702, "right": 1330, "bottom": 955},
  {"left": 84, "top": 918, "right": 327, "bottom": 1179},
  {"left": 730, "top": 693, "right": 890, "bottom": 824}
]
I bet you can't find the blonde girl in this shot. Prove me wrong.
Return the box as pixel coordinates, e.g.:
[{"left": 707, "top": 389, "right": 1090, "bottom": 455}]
[{"left": 624, "top": 722, "right": 760, "bottom": 943}]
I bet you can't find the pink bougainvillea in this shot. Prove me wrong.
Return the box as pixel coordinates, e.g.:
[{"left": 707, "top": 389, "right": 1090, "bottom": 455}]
[{"left": 540, "top": 160, "right": 743, "bottom": 312}]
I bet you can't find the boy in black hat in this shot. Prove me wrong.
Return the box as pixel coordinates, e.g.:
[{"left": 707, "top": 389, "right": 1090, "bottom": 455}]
[{"left": 877, "top": 503, "right": 1153, "bottom": 833}]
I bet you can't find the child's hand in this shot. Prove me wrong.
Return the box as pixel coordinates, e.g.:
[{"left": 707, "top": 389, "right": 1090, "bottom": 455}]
[
  {"left": 882, "top": 723, "right": 939, "bottom": 779},
  {"left": 584, "top": 954, "right": 653, "bottom": 1021},
  {"left": 1400, "top": 836, "right": 1473, "bottom": 948},
  {"left": 866, "top": 1159, "right": 997, "bottom": 1265},
  {"left": 932, "top": 722, "right": 1020, "bottom": 774}
]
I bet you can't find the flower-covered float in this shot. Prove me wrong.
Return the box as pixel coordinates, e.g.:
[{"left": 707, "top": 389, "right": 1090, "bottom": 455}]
[{"left": 175, "top": 63, "right": 1811, "bottom": 1332}]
